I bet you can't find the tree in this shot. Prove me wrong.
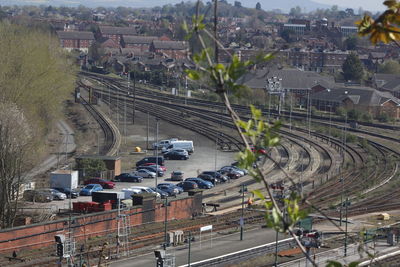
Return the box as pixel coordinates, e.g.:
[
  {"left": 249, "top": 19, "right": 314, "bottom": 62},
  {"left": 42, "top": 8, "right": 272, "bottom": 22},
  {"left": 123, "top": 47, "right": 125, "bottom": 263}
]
[
  {"left": 344, "top": 36, "right": 358, "bottom": 50},
  {"left": 342, "top": 53, "right": 364, "bottom": 81},
  {"left": 255, "top": 2, "right": 261, "bottom": 10},
  {"left": 0, "top": 103, "right": 33, "bottom": 229},
  {"left": 289, "top": 6, "right": 301, "bottom": 17},
  {"left": 76, "top": 158, "right": 107, "bottom": 178},
  {"left": 378, "top": 60, "right": 400, "bottom": 74},
  {"left": 234, "top": 1, "right": 242, "bottom": 8}
]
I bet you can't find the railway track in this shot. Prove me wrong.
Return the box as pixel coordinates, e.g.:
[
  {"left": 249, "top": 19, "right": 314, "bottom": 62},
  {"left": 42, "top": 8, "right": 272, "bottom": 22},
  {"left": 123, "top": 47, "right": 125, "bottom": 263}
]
[{"left": 81, "top": 74, "right": 400, "bottom": 216}]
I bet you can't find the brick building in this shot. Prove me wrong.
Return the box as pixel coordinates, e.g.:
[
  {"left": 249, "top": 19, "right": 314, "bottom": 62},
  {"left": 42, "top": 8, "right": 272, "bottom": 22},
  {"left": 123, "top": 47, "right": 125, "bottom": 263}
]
[
  {"left": 56, "top": 31, "right": 95, "bottom": 52},
  {"left": 99, "top": 26, "right": 137, "bottom": 44},
  {"left": 308, "top": 87, "right": 400, "bottom": 119},
  {"left": 150, "top": 40, "right": 189, "bottom": 59},
  {"left": 121, "top": 35, "right": 159, "bottom": 51}
]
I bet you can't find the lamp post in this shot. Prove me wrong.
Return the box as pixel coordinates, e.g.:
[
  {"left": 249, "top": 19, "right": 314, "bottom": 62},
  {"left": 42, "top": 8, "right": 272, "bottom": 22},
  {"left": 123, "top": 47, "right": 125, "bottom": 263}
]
[
  {"left": 240, "top": 184, "right": 247, "bottom": 241},
  {"left": 326, "top": 89, "right": 332, "bottom": 144},
  {"left": 163, "top": 196, "right": 168, "bottom": 250},
  {"left": 155, "top": 118, "right": 160, "bottom": 188},
  {"left": 307, "top": 90, "right": 311, "bottom": 137},
  {"left": 344, "top": 196, "right": 349, "bottom": 256},
  {"left": 289, "top": 91, "right": 293, "bottom": 131}
]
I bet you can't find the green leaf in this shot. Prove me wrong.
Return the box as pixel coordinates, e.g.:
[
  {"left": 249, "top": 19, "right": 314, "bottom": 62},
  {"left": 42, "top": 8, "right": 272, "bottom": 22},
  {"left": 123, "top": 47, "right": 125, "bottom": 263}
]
[
  {"left": 348, "top": 262, "right": 360, "bottom": 267},
  {"left": 186, "top": 70, "right": 200, "bottom": 80},
  {"left": 253, "top": 189, "right": 265, "bottom": 200},
  {"left": 326, "top": 261, "right": 343, "bottom": 267}
]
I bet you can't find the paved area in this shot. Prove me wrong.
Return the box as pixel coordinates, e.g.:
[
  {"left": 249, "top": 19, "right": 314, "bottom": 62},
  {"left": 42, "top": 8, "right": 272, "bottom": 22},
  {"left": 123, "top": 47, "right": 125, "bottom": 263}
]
[{"left": 109, "top": 226, "right": 286, "bottom": 267}]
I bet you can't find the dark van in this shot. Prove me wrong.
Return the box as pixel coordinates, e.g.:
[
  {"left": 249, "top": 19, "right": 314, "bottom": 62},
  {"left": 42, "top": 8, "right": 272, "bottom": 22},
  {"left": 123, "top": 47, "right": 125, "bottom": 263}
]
[{"left": 136, "top": 156, "right": 165, "bottom": 167}]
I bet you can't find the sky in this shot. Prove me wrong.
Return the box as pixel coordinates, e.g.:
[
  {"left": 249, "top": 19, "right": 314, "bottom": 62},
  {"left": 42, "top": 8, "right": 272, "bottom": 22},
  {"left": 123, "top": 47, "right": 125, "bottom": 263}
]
[
  {"left": 0, "top": 0, "right": 386, "bottom": 12},
  {"left": 313, "top": 0, "right": 385, "bottom": 11}
]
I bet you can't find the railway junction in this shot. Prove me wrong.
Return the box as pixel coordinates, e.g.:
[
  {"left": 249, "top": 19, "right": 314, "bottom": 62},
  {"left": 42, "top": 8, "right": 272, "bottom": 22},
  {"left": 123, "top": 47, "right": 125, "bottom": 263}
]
[{"left": 2, "top": 72, "right": 400, "bottom": 266}]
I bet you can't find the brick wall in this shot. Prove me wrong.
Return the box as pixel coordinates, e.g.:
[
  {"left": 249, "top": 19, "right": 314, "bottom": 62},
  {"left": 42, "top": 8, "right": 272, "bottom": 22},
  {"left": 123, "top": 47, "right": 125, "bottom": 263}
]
[{"left": 0, "top": 194, "right": 201, "bottom": 253}]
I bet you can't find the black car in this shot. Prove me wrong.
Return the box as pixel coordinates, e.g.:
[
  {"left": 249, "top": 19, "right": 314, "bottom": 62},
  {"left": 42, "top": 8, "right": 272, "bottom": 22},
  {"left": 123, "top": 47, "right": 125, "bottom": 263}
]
[
  {"left": 52, "top": 187, "right": 79, "bottom": 198},
  {"left": 176, "top": 181, "right": 198, "bottom": 191},
  {"left": 137, "top": 166, "right": 164, "bottom": 177},
  {"left": 201, "top": 171, "right": 229, "bottom": 183},
  {"left": 197, "top": 174, "right": 219, "bottom": 185},
  {"left": 163, "top": 150, "right": 189, "bottom": 160},
  {"left": 136, "top": 156, "right": 165, "bottom": 167},
  {"left": 115, "top": 173, "right": 143, "bottom": 183}
]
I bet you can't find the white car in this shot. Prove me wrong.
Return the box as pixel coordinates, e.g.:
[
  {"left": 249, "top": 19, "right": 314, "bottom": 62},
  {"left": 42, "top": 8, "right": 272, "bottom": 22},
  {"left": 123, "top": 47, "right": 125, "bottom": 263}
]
[
  {"left": 133, "top": 169, "right": 156, "bottom": 178},
  {"left": 130, "top": 186, "right": 161, "bottom": 198}
]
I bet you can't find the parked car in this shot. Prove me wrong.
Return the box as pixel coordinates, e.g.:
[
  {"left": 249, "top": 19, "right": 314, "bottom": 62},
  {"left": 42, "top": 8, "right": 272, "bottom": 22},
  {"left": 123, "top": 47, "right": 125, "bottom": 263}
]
[
  {"left": 137, "top": 166, "right": 164, "bottom": 177},
  {"left": 163, "top": 150, "right": 189, "bottom": 160},
  {"left": 151, "top": 187, "right": 169, "bottom": 198},
  {"left": 176, "top": 181, "right": 198, "bottom": 191},
  {"left": 115, "top": 173, "right": 143, "bottom": 183},
  {"left": 130, "top": 186, "right": 161, "bottom": 197},
  {"left": 23, "top": 189, "right": 53, "bottom": 202},
  {"left": 220, "top": 166, "right": 245, "bottom": 176},
  {"left": 84, "top": 178, "right": 115, "bottom": 189},
  {"left": 52, "top": 187, "right": 79, "bottom": 198},
  {"left": 152, "top": 138, "right": 178, "bottom": 150},
  {"left": 158, "top": 183, "right": 184, "bottom": 194},
  {"left": 170, "top": 171, "right": 184, "bottom": 181},
  {"left": 80, "top": 184, "right": 103, "bottom": 196},
  {"left": 133, "top": 169, "right": 156, "bottom": 178},
  {"left": 136, "top": 156, "right": 165, "bottom": 167},
  {"left": 157, "top": 184, "right": 179, "bottom": 196},
  {"left": 185, "top": 178, "right": 214, "bottom": 189},
  {"left": 201, "top": 171, "right": 229, "bottom": 183},
  {"left": 143, "top": 163, "right": 167, "bottom": 172},
  {"left": 218, "top": 170, "right": 240, "bottom": 179},
  {"left": 43, "top": 189, "right": 67, "bottom": 200},
  {"left": 250, "top": 145, "right": 267, "bottom": 155},
  {"left": 197, "top": 174, "right": 219, "bottom": 185}
]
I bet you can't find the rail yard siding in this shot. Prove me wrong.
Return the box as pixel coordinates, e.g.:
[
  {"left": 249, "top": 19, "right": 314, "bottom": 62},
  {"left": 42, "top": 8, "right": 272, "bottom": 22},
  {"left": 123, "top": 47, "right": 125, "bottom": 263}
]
[{"left": 0, "top": 196, "right": 200, "bottom": 253}]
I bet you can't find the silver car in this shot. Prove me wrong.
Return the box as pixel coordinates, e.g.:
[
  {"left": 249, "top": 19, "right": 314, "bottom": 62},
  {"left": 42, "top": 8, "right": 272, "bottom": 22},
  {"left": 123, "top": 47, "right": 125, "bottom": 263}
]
[
  {"left": 133, "top": 169, "right": 156, "bottom": 178},
  {"left": 47, "top": 189, "right": 67, "bottom": 200}
]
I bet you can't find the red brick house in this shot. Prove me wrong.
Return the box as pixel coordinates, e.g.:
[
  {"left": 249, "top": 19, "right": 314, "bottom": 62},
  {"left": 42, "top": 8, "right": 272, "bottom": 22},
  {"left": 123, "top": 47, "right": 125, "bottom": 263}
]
[
  {"left": 57, "top": 31, "right": 95, "bottom": 52},
  {"left": 150, "top": 40, "right": 189, "bottom": 59},
  {"left": 99, "top": 26, "right": 137, "bottom": 45},
  {"left": 121, "top": 35, "right": 158, "bottom": 51}
]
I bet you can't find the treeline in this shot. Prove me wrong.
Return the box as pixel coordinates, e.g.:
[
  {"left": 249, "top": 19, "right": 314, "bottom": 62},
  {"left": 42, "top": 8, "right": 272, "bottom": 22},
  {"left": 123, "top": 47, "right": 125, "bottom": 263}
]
[{"left": 0, "top": 22, "right": 76, "bottom": 228}]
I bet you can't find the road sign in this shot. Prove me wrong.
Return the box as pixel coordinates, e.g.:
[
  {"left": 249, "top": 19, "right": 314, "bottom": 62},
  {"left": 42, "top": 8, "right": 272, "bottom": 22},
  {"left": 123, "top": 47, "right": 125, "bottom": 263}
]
[{"left": 200, "top": 225, "right": 213, "bottom": 232}]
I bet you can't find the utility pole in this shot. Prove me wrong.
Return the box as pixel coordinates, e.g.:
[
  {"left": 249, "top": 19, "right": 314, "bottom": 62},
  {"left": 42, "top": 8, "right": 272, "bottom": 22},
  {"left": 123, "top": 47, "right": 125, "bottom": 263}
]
[
  {"left": 155, "top": 118, "right": 160, "bottom": 188},
  {"left": 344, "top": 197, "right": 349, "bottom": 256},
  {"left": 187, "top": 231, "right": 192, "bottom": 267},
  {"left": 274, "top": 230, "right": 278, "bottom": 267},
  {"left": 132, "top": 71, "right": 136, "bottom": 124},
  {"left": 146, "top": 112, "right": 149, "bottom": 150},
  {"left": 163, "top": 197, "right": 168, "bottom": 250},
  {"left": 240, "top": 184, "right": 246, "bottom": 241}
]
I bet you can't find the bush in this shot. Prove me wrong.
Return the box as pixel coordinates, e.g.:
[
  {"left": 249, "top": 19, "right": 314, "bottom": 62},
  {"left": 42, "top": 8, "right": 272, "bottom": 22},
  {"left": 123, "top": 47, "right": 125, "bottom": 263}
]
[
  {"left": 361, "top": 113, "right": 372, "bottom": 122},
  {"left": 336, "top": 107, "right": 346, "bottom": 118},
  {"left": 376, "top": 112, "right": 390, "bottom": 122}
]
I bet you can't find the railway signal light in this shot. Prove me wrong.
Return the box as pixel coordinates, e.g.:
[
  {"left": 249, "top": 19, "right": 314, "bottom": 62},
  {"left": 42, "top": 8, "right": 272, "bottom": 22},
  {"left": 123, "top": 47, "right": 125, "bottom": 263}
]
[{"left": 56, "top": 243, "right": 64, "bottom": 257}]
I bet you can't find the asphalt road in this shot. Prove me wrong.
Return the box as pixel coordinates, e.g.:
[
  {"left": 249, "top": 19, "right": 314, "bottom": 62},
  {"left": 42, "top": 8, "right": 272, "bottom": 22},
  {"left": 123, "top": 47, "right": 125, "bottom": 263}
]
[{"left": 110, "top": 226, "right": 286, "bottom": 267}]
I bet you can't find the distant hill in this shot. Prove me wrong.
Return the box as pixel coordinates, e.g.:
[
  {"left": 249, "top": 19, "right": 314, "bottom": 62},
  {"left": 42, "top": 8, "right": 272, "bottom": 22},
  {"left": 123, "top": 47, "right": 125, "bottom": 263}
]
[{"left": 8, "top": 0, "right": 336, "bottom": 12}]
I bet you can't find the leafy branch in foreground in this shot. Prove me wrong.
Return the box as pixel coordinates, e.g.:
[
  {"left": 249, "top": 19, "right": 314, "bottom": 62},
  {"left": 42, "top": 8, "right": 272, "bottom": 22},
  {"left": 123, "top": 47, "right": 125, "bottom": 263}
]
[{"left": 184, "top": 2, "right": 318, "bottom": 265}]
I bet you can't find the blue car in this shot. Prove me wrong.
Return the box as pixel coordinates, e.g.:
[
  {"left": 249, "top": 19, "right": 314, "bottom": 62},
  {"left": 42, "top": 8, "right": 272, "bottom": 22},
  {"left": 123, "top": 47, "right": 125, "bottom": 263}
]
[
  {"left": 80, "top": 184, "right": 103, "bottom": 196},
  {"left": 185, "top": 178, "right": 214, "bottom": 189}
]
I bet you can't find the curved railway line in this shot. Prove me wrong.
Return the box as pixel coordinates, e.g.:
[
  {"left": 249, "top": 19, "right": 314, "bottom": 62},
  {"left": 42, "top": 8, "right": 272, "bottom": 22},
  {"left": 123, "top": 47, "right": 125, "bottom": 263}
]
[{"left": 80, "top": 73, "right": 400, "bottom": 215}]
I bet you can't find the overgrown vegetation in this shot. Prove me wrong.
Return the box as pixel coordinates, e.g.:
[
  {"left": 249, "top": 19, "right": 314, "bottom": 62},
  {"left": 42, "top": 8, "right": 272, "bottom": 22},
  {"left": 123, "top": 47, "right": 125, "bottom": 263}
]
[{"left": 0, "top": 22, "right": 76, "bottom": 228}]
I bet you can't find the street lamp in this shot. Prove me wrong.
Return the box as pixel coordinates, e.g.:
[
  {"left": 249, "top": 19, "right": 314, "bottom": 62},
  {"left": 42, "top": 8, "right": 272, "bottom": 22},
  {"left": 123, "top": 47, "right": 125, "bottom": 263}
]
[
  {"left": 326, "top": 89, "right": 332, "bottom": 144},
  {"left": 239, "top": 184, "right": 247, "bottom": 241},
  {"left": 155, "top": 118, "right": 160, "bottom": 188}
]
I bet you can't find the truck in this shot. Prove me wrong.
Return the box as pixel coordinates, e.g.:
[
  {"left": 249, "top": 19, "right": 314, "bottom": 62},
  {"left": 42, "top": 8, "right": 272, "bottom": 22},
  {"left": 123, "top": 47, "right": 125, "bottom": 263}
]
[
  {"left": 162, "top": 140, "right": 194, "bottom": 154},
  {"left": 152, "top": 138, "right": 178, "bottom": 150},
  {"left": 50, "top": 170, "right": 78, "bottom": 189}
]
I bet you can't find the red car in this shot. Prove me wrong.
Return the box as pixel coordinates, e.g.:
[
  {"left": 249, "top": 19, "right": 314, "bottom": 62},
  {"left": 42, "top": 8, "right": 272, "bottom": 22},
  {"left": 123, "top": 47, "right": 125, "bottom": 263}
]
[
  {"left": 141, "top": 163, "right": 167, "bottom": 172},
  {"left": 84, "top": 178, "right": 115, "bottom": 189},
  {"left": 251, "top": 146, "right": 267, "bottom": 155}
]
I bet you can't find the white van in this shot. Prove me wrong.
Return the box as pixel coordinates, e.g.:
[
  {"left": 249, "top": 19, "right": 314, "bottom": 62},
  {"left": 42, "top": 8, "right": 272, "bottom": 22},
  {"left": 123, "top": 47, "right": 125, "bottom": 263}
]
[
  {"left": 152, "top": 138, "right": 178, "bottom": 149},
  {"left": 162, "top": 140, "right": 194, "bottom": 154}
]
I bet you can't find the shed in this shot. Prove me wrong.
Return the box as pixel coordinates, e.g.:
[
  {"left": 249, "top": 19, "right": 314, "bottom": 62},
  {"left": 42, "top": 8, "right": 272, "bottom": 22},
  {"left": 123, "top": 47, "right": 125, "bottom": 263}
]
[
  {"left": 75, "top": 155, "right": 121, "bottom": 179},
  {"left": 377, "top": 213, "right": 390, "bottom": 221}
]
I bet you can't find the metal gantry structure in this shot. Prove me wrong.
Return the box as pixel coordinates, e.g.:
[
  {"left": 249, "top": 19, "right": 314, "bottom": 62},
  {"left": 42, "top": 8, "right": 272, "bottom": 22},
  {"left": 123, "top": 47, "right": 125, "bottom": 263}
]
[{"left": 266, "top": 77, "right": 284, "bottom": 119}]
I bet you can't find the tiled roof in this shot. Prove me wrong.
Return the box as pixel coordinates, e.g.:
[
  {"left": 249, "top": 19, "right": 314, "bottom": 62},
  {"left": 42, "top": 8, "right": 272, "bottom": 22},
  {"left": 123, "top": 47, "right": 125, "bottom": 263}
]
[
  {"left": 99, "top": 26, "right": 137, "bottom": 35},
  {"left": 152, "top": 40, "right": 188, "bottom": 50},
  {"left": 57, "top": 31, "right": 94, "bottom": 40},
  {"left": 123, "top": 35, "right": 158, "bottom": 44}
]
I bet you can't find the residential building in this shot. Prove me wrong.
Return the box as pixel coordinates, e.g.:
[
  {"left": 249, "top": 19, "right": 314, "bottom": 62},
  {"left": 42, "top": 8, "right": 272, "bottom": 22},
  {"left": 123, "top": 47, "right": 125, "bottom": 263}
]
[
  {"left": 99, "top": 26, "right": 137, "bottom": 44},
  {"left": 309, "top": 87, "right": 400, "bottom": 118},
  {"left": 150, "top": 40, "right": 189, "bottom": 59},
  {"left": 121, "top": 36, "right": 158, "bottom": 51},
  {"left": 57, "top": 31, "right": 95, "bottom": 52}
]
